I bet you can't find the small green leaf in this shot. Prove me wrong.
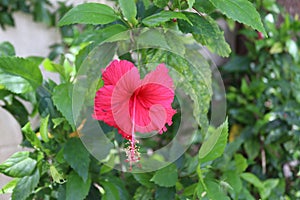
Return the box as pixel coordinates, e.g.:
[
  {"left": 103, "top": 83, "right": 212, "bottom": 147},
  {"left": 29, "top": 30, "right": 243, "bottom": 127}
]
[
  {"left": 50, "top": 165, "right": 66, "bottom": 184},
  {"left": 3, "top": 97, "right": 29, "bottom": 126},
  {"left": 73, "top": 24, "right": 127, "bottom": 45},
  {"left": 0, "top": 41, "right": 15, "bottom": 56},
  {"left": 244, "top": 139, "right": 260, "bottom": 160},
  {"left": 178, "top": 13, "right": 231, "bottom": 57},
  {"left": 66, "top": 171, "right": 91, "bottom": 200},
  {"left": 240, "top": 172, "right": 264, "bottom": 189},
  {"left": 223, "top": 170, "right": 242, "bottom": 193},
  {"left": 12, "top": 169, "right": 40, "bottom": 200},
  {"left": 0, "top": 57, "right": 42, "bottom": 89},
  {"left": 269, "top": 42, "right": 283, "bottom": 54},
  {"left": 150, "top": 164, "right": 178, "bottom": 187},
  {"left": 193, "top": 0, "right": 215, "bottom": 14},
  {"left": 182, "top": 183, "right": 197, "bottom": 196},
  {"left": 63, "top": 138, "right": 91, "bottom": 182},
  {"left": 133, "top": 187, "right": 153, "bottom": 200},
  {"left": 260, "top": 179, "right": 279, "bottom": 199},
  {"left": 40, "top": 114, "right": 50, "bottom": 143},
  {"left": 119, "top": 0, "right": 138, "bottom": 25},
  {"left": 22, "top": 123, "right": 43, "bottom": 150},
  {"left": 155, "top": 187, "right": 175, "bottom": 200},
  {"left": 0, "top": 73, "right": 32, "bottom": 94},
  {"left": 103, "top": 176, "right": 130, "bottom": 200},
  {"left": 198, "top": 180, "right": 231, "bottom": 200},
  {"left": 142, "top": 11, "right": 191, "bottom": 27},
  {"left": 133, "top": 173, "right": 155, "bottom": 188},
  {"left": 52, "top": 83, "right": 74, "bottom": 127},
  {"left": 0, "top": 152, "right": 37, "bottom": 178},
  {"left": 208, "top": 0, "right": 266, "bottom": 36},
  {"left": 43, "top": 59, "right": 67, "bottom": 80},
  {"left": 187, "top": 0, "right": 195, "bottom": 8},
  {"left": 138, "top": 29, "right": 169, "bottom": 49},
  {"left": 199, "top": 119, "right": 228, "bottom": 163},
  {"left": 234, "top": 154, "right": 248, "bottom": 173},
  {"left": 0, "top": 179, "right": 18, "bottom": 194},
  {"left": 58, "top": 3, "right": 119, "bottom": 26},
  {"left": 101, "top": 181, "right": 120, "bottom": 200},
  {"left": 286, "top": 39, "right": 298, "bottom": 61},
  {"left": 153, "top": 0, "right": 169, "bottom": 8}
]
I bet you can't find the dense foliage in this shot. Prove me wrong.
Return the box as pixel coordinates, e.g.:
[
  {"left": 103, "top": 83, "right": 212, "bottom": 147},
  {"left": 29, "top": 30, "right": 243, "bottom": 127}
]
[
  {"left": 1, "top": 0, "right": 297, "bottom": 200},
  {"left": 223, "top": 5, "right": 300, "bottom": 198}
]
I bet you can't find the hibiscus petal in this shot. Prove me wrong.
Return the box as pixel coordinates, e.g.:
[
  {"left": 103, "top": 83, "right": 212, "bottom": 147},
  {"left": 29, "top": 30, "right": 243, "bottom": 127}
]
[
  {"left": 94, "top": 61, "right": 176, "bottom": 140},
  {"left": 133, "top": 64, "right": 176, "bottom": 133},
  {"left": 102, "top": 60, "right": 135, "bottom": 86},
  {"left": 93, "top": 85, "right": 117, "bottom": 127},
  {"left": 142, "top": 63, "right": 174, "bottom": 91},
  {"left": 111, "top": 67, "right": 141, "bottom": 137}
]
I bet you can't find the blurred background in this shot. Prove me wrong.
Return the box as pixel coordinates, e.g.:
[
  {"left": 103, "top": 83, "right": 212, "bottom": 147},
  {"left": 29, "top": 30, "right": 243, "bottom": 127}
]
[{"left": 1, "top": 0, "right": 300, "bottom": 199}]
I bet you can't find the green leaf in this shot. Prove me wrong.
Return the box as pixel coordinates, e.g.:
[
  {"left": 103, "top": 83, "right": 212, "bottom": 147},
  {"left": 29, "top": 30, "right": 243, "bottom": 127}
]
[
  {"left": 0, "top": 152, "right": 37, "bottom": 178},
  {"left": 223, "top": 170, "right": 242, "bottom": 193},
  {"left": 240, "top": 172, "right": 263, "bottom": 189},
  {"left": 22, "top": 123, "right": 43, "bottom": 150},
  {"left": 286, "top": 39, "right": 298, "bottom": 61},
  {"left": 50, "top": 165, "right": 66, "bottom": 184},
  {"left": 43, "top": 59, "right": 67, "bottom": 80},
  {"left": 153, "top": 0, "right": 169, "bottom": 8},
  {"left": 52, "top": 83, "right": 74, "bottom": 127},
  {"left": 33, "top": 0, "right": 52, "bottom": 25},
  {"left": 101, "top": 181, "right": 120, "bottom": 200},
  {"left": 103, "top": 176, "right": 130, "bottom": 200},
  {"left": 182, "top": 183, "right": 197, "bottom": 196},
  {"left": 39, "top": 114, "right": 50, "bottom": 143},
  {"left": 0, "top": 41, "right": 15, "bottom": 56},
  {"left": 199, "top": 119, "right": 228, "bottom": 163},
  {"left": 178, "top": 12, "right": 231, "bottom": 57},
  {"left": 142, "top": 11, "right": 191, "bottom": 27},
  {"left": 119, "top": 0, "right": 138, "bottom": 25},
  {"left": 73, "top": 24, "right": 127, "bottom": 45},
  {"left": 155, "top": 187, "right": 175, "bottom": 200},
  {"left": 208, "top": 0, "right": 266, "bottom": 36},
  {"left": 234, "top": 153, "right": 248, "bottom": 173},
  {"left": 150, "top": 164, "right": 178, "bottom": 187},
  {"left": 133, "top": 187, "right": 153, "bottom": 200},
  {"left": 66, "top": 171, "right": 91, "bottom": 200},
  {"left": 193, "top": 0, "right": 215, "bottom": 14},
  {"left": 138, "top": 29, "right": 169, "bottom": 49},
  {"left": 133, "top": 173, "right": 155, "bottom": 188},
  {"left": 0, "top": 73, "right": 32, "bottom": 94},
  {"left": 260, "top": 179, "right": 279, "bottom": 199},
  {"left": 12, "top": 169, "right": 40, "bottom": 200},
  {"left": 269, "top": 42, "right": 283, "bottom": 54},
  {"left": 58, "top": 3, "right": 119, "bottom": 26},
  {"left": 63, "top": 138, "right": 91, "bottom": 182},
  {"left": 198, "top": 180, "right": 230, "bottom": 200},
  {"left": 3, "top": 97, "right": 29, "bottom": 126},
  {"left": 187, "top": 0, "right": 195, "bottom": 8},
  {"left": 0, "top": 57, "right": 42, "bottom": 89},
  {"left": 0, "top": 179, "right": 18, "bottom": 194},
  {"left": 165, "top": 30, "right": 185, "bottom": 55}
]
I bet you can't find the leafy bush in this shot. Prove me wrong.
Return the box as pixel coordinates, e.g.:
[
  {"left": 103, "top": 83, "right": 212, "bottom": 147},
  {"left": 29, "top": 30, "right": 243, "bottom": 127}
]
[
  {"left": 0, "top": 0, "right": 272, "bottom": 199},
  {"left": 223, "top": 4, "right": 300, "bottom": 199}
]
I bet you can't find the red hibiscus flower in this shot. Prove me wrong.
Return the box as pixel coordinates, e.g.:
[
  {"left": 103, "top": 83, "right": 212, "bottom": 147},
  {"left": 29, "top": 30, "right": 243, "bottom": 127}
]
[
  {"left": 93, "top": 60, "right": 176, "bottom": 139},
  {"left": 93, "top": 60, "right": 176, "bottom": 168}
]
